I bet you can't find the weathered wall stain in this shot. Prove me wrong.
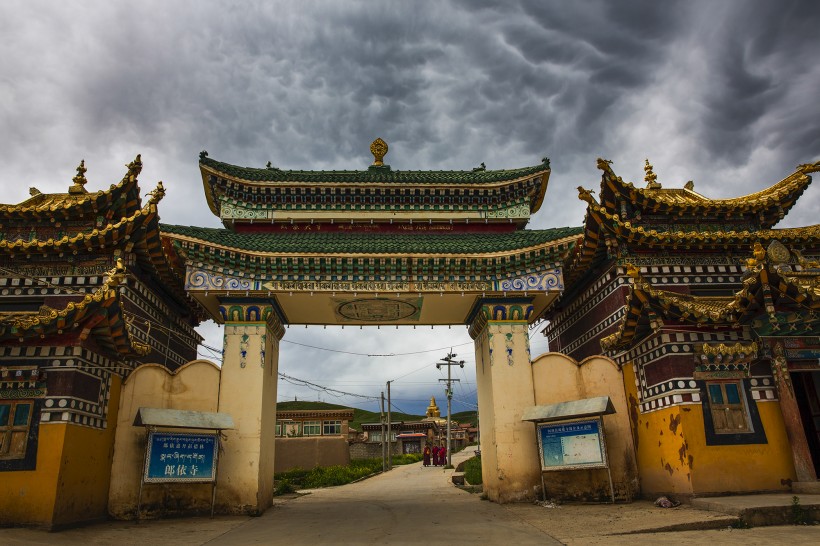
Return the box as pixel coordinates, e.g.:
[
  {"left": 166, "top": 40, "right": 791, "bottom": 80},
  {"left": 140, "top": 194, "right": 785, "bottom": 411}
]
[
  {"left": 669, "top": 413, "right": 681, "bottom": 435},
  {"left": 628, "top": 393, "right": 640, "bottom": 448}
]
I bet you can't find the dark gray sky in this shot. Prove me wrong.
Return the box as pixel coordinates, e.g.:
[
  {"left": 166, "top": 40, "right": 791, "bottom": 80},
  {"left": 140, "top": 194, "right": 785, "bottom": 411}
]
[{"left": 2, "top": 0, "right": 818, "bottom": 415}]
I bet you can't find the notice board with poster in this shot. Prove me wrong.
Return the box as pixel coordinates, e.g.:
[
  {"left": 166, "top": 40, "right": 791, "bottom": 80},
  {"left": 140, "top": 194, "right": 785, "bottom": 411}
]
[{"left": 537, "top": 418, "right": 608, "bottom": 471}]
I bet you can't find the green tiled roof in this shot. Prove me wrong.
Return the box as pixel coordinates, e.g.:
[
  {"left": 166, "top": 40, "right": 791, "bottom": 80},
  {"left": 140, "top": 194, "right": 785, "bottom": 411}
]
[
  {"left": 160, "top": 224, "right": 582, "bottom": 255},
  {"left": 200, "top": 155, "right": 550, "bottom": 184}
]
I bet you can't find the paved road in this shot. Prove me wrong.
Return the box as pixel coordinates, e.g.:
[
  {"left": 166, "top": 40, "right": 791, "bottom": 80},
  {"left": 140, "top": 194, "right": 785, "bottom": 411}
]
[{"left": 210, "top": 449, "right": 560, "bottom": 545}]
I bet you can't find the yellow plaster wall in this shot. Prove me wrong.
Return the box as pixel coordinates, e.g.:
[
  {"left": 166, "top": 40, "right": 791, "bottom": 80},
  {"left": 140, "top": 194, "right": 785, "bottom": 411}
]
[
  {"left": 0, "top": 376, "right": 122, "bottom": 529},
  {"left": 531, "top": 353, "right": 640, "bottom": 500},
  {"left": 623, "top": 364, "right": 796, "bottom": 497},
  {"left": 0, "top": 425, "right": 63, "bottom": 526},
  {"left": 683, "top": 401, "right": 795, "bottom": 494},
  {"left": 108, "top": 360, "right": 221, "bottom": 519}
]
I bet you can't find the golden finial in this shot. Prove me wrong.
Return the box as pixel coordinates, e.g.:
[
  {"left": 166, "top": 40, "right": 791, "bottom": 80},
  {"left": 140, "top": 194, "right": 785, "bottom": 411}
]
[
  {"left": 370, "top": 138, "right": 388, "bottom": 166},
  {"left": 69, "top": 160, "right": 88, "bottom": 194},
  {"left": 644, "top": 159, "right": 661, "bottom": 189}
]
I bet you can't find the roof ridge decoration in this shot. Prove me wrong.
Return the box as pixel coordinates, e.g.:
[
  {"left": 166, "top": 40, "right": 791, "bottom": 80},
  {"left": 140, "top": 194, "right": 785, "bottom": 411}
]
[
  {"left": 0, "top": 182, "right": 165, "bottom": 253},
  {"left": 643, "top": 159, "right": 660, "bottom": 189},
  {"left": 0, "top": 154, "right": 145, "bottom": 219},
  {"left": 370, "top": 138, "right": 388, "bottom": 167},
  {"left": 593, "top": 157, "right": 817, "bottom": 222},
  {"left": 69, "top": 160, "right": 88, "bottom": 194}
]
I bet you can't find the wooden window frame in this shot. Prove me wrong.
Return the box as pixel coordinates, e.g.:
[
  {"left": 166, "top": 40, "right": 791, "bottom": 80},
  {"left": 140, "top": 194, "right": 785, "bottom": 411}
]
[
  {"left": 706, "top": 381, "right": 751, "bottom": 434},
  {"left": 700, "top": 379, "right": 768, "bottom": 446},
  {"left": 0, "top": 400, "right": 34, "bottom": 461}
]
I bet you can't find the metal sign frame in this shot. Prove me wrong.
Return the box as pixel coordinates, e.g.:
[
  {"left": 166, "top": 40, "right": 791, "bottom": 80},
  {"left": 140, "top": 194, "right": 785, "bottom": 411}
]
[
  {"left": 536, "top": 416, "right": 609, "bottom": 472},
  {"left": 137, "top": 428, "right": 223, "bottom": 520},
  {"left": 143, "top": 431, "right": 219, "bottom": 484}
]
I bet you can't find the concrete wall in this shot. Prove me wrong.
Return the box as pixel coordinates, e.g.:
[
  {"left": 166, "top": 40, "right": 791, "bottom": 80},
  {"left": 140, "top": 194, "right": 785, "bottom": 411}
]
[
  {"left": 108, "top": 360, "right": 221, "bottom": 519},
  {"left": 274, "top": 437, "right": 350, "bottom": 473},
  {"left": 531, "top": 353, "right": 640, "bottom": 502},
  {"left": 473, "top": 320, "right": 541, "bottom": 502}
]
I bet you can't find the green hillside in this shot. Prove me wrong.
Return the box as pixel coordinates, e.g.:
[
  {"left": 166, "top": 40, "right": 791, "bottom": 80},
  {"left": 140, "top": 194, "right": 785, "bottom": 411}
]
[
  {"left": 275, "top": 401, "right": 477, "bottom": 431},
  {"left": 451, "top": 410, "right": 478, "bottom": 425}
]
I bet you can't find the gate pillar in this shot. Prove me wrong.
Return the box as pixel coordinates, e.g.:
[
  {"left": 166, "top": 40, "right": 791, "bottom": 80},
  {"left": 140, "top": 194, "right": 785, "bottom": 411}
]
[
  {"left": 469, "top": 300, "right": 541, "bottom": 503},
  {"left": 216, "top": 302, "right": 284, "bottom": 514}
]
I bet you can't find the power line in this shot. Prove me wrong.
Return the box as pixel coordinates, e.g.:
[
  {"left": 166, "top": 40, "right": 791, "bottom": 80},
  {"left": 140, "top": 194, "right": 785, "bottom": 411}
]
[{"left": 277, "top": 371, "right": 380, "bottom": 401}]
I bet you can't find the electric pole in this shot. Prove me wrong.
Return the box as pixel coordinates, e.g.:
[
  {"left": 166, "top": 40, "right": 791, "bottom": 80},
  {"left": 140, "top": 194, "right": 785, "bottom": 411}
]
[
  {"left": 387, "top": 380, "right": 392, "bottom": 470},
  {"left": 380, "top": 391, "right": 386, "bottom": 472},
  {"left": 437, "top": 350, "right": 464, "bottom": 467}
]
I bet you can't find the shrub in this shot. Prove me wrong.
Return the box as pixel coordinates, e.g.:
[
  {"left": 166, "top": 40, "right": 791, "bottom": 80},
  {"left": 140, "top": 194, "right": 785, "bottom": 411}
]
[{"left": 463, "top": 456, "right": 482, "bottom": 485}]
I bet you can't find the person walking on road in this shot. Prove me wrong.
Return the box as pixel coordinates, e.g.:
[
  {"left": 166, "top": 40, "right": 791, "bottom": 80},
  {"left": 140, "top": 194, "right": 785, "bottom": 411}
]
[
  {"left": 423, "top": 445, "right": 431, "bottom": 467},
  {"left": 439, "top": 444, "right": 447, "bottom": 467},
  {"left": 432, "top": 444, "right": 440, "bottom": 466}
]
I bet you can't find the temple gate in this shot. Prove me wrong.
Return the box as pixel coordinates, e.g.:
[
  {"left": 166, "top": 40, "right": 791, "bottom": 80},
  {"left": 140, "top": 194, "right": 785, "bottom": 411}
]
[{"left": 159, "top": 140, "right": 580, "bottom": 506}]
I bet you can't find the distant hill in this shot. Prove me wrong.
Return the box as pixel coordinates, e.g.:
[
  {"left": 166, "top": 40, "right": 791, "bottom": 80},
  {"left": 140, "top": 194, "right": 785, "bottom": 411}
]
[
  {"left": 451, "top": 410, "right": 478, "bottom": 426},
  {"left": 275, "top": 401, "right": 478, "bottom": 431},
  {"left": 276, "top": 400, "right": 424, "bottom": 431}
]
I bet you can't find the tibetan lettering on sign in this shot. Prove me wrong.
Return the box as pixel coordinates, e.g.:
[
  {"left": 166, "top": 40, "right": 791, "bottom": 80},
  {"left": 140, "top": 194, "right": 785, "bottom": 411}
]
[
  {"left": 537, "top": 418, "right": 608, "bottom": 471},
  {"left": 144, "top": 432, "right": 218, "bottom": 483}
]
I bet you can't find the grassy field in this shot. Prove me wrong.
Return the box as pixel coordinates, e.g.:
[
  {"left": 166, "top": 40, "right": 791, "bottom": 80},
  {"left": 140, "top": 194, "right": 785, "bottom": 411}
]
[{"left": 274, "top": 453, "right": 423, "bottom": 494}]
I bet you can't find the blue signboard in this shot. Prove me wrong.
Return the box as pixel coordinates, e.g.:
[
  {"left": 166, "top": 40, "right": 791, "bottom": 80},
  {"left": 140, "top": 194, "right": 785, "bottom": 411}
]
[
  {"left": 537, "top": 418, "right": 607, "bottom": 471},
  {"left": 144, "top": 432, "right": 219, "bottom": 483}
]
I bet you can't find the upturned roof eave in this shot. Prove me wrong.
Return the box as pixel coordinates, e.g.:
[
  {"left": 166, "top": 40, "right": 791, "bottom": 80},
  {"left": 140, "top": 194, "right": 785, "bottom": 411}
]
[{"left": 597, "top": 159, "right": 818, "bottom": 226}]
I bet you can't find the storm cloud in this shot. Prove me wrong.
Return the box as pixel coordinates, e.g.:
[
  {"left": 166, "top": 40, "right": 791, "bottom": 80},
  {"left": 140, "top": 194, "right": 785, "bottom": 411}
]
[{"left": 1, "top": 0, "right": 818, "bottom": 414}]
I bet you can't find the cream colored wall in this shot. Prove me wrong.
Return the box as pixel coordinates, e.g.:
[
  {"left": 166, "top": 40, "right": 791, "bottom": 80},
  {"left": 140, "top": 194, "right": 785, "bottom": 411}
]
[
  {"left": 216, "top": 322, "right": 279, "bottom": 515},
  {"left": 108, "top": 360, "right": 221, "bottom": 519},
  {"left": 531, "top": 353, "right": 640, "bottom": 501},
  {"left": 474, "top": 321, "right": 541, "bottom": 503}
]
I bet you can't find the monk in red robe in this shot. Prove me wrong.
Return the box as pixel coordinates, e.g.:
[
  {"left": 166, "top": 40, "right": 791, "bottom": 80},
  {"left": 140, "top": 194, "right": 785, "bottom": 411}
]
[
  {"left": 423, "top": 445, "right": 431, "bottom": 466},
  {"left": 439, "top": 445, "right": 447, "bottom": 466},
  {"left": 431, "top": 445, "right": 440, "bottom": 466}
]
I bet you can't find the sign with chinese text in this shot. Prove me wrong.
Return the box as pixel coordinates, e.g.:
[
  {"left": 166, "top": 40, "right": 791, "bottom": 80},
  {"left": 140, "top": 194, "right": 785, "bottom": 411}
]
[
  {"left": 144, "top": 432, "right": 218, "bottom": 483},
  {"left": 537, "top": 418, "right": 608, "bottom": 471}
]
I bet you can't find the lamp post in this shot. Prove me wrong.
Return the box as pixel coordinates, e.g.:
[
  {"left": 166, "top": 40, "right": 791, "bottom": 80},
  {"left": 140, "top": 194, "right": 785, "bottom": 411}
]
[{"left": 436, "top": 350, "right": 464, "bottom": 467}]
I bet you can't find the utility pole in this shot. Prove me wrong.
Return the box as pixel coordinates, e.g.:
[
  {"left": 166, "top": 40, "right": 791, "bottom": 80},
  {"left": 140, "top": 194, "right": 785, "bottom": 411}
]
[
  {"left": 380, "top": 391, "right": 386, "bottom": 472},
  {"left": 437, "top": 350, "right": 464, "bottom": 467},
  {"left": 386, "top": 380, "right": 392, "bottom": 470}
]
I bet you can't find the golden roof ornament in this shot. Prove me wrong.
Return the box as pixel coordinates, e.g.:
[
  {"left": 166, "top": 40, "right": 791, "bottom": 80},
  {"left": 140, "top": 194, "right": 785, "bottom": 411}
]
[
  {"left": 426, "top": 396, "right": 441, "bottom": 418},
  {"left": 644, "top": 159, "right": 661, "bottom": 189},
  {"left": 370, "top": 138, "right": 388, "bottom": 167},
  {"left": 69, "top": 160, "right": 88, "bottom": 194}
]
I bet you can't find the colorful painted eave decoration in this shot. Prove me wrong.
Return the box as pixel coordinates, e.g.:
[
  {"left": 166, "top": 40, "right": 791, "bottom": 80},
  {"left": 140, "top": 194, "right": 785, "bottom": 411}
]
[
  {"left": 0, "top": 155, "right": 145, "bottom": 222},
  {"left": 159, "top": 224, "right": 581, "bottom": 282},
  {"left": 0, "top": 261, "right": 150, "bottom": 359},
  {"left": 601, "top": 245, "right": 820, "bottom": 352}
]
